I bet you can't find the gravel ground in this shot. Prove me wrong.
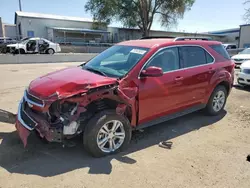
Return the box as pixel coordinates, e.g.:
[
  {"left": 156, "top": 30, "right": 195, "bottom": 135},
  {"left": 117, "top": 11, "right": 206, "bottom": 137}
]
[{"left": 0, "top": 63, "right": 250, "bottom": 188}]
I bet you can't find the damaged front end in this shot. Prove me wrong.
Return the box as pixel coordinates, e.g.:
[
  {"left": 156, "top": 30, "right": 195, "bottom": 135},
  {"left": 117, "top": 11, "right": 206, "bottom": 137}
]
[{"left": 16, "top": 82, "right": 138, "bottom": 147}]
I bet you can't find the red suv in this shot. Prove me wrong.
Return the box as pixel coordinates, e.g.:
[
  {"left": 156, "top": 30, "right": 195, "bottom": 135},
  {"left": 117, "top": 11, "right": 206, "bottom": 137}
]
[{"left": 15, "top": 37, "right": 234, "bottom": 157}]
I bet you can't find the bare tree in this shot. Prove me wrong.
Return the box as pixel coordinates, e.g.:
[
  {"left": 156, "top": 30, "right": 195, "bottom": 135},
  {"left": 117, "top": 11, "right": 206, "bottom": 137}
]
[
  {"left": 244, "top": 0, "right": 250, "bottom": 23},
  {"left": 85, "top": 0, "right": 195, "bottom": 37}
]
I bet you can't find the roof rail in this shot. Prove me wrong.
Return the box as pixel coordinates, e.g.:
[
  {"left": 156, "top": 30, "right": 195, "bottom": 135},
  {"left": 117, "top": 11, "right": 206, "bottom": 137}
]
[
  {"left": 174, "top": 37, "right": 212, "bottom": 41},
  {"left": 140, "top": 36, "right": 175, "bottom": 39}
]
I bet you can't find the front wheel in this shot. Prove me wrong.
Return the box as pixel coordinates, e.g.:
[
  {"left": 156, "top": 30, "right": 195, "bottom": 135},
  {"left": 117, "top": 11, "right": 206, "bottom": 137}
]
[
  {"left": 47, "top": 48, "right": 55, "bottom": 54},
  {"left": 205, "top": 85, "right": 228, "bottom": 116},
  {"left": 83, "top": 110, "right": 132, "bottom": 157}
]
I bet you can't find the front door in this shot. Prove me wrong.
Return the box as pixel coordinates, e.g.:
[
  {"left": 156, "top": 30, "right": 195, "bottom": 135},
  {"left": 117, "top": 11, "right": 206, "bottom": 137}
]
[
  {"left": 26, "top": 40, "right": 38, "bottom": 53},
  {"left": 138, "top": 47, "right": 188, "bottom": 124}
]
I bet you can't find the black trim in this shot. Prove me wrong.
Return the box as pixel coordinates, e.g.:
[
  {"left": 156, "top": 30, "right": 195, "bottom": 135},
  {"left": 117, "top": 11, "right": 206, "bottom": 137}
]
[
  {"left": 136, "top": 104, "right": 206, "bottom": 130},
  {"left": 20, "top": 102, "right": 37, "bottom": 129},
  {"left": 140, "top": 36, "right": 175, "bottom": 39},
  {"left": 174, "top": 37, "right": 212, "bottom": 41}
]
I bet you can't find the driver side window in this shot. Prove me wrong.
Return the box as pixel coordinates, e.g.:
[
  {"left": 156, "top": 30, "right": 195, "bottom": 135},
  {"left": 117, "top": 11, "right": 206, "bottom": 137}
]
[{"left": 145, "top": 47, "right": 180, "bottom": 73}]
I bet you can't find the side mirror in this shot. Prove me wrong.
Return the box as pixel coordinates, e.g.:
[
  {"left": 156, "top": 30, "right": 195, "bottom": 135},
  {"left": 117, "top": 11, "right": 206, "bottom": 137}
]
[{"left": 140, "top": 66, "right": 163, "bottom": 77}]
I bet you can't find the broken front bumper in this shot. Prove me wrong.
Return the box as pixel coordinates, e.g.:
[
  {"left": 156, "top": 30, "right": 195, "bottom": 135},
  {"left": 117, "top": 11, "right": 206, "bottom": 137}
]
[{"left": 16, "top": 93, "right": 62, "bottom": 147}]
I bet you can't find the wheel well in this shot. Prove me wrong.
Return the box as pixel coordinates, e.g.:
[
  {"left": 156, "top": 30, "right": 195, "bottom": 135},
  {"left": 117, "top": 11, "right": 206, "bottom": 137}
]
[
  {"left": 86, "top": 99, "right": 132, "bottom": 122},
  {"left": 217, "top": 81, "right": 230, "bottom": 94}
]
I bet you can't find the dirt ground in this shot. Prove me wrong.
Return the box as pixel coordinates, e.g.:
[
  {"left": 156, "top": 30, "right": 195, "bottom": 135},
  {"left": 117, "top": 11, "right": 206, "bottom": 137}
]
[{"left": 0, "top": 63, "right": 250, "bottom": 188}]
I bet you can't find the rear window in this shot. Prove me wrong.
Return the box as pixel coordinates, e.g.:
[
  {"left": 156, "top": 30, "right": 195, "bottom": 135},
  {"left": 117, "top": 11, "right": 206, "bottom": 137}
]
[{"left": 210, "top": 44, "right": 231, "bottom": 60}]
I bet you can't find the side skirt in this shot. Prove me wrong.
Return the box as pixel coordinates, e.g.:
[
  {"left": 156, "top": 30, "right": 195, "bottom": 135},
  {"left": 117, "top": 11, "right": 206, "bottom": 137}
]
[{"left": 135, "top": 104, "right": 206, "bottom": 130}]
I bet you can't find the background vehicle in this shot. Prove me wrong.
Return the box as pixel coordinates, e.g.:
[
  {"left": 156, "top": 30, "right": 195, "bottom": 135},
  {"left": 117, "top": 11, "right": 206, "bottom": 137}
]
[
  {"left": 15, "top": 37, "right": 234, "bottom": 157},
  {"left": 223, "top": 43, "right": 237, "bottom": 50},
  {"left": 231, "top": 48, "right": 250, "bottom": 67},
  {"left": 237, "top": 60, "right": 250, "bottom": 85},
  {"left": 0, "top": 37, "right": 17, "bottom": 53},
  {"left": 7, "top": 37, "right": 61, "bottom": 54}
]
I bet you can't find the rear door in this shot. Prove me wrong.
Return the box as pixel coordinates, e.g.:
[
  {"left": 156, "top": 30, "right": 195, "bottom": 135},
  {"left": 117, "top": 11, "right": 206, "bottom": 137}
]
[{"left": 178, "top": 46, "right": 215, "bottom": 106}]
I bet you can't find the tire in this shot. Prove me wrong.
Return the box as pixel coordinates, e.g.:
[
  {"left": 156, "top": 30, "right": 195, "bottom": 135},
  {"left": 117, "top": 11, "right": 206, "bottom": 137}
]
[
  {"left": 47, "top": 48, "right": 55, "bottom": 54},
  {"left": 205, "top": 85, "right": 228, "bottom": 116},
  {"left": 14, "top": 49, "right": 25, "bottom": 54},
  {"left": 83, "top": 110, "right": 132, "bottom": 157},
  {"left": 20, "top": 49, "right": 25, "bottom": 54}
]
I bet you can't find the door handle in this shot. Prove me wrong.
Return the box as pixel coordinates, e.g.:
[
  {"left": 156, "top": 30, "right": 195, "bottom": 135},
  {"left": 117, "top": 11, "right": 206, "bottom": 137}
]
[{"left": 175, "top": 76, "right": 184, "bottom": 81}]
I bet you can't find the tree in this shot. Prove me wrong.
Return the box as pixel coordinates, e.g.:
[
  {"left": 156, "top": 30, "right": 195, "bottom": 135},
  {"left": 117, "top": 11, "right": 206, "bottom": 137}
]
[
  {"left": 85, "top": 0, "right": 195, "bottom": 37},
  {"left": 244, "top": 0, "right": 250, "bottom": 23}
]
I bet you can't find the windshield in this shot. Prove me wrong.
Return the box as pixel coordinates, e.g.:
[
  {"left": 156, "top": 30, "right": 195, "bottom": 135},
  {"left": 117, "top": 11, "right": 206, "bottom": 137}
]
[
  {"left": 20, "top": 39, "right": 29, "bottom": 44},
  {"left": 83, "top": 45, "right": 149, "bottom": 78},
  {"left": 239, "top": 48, "right": 250, "bottom": 54}
]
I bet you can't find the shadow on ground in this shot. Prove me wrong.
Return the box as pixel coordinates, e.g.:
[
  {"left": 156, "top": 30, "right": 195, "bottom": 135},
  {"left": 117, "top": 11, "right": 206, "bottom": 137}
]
[
  {"left": 0, "top": 110, "right": 226, "bottom": 177},
  {"left": 0, "top": 109, "right": 16, "bottom": 124},
  {"left": 233, "top": 84, "right": 250, "bottom": 92}
]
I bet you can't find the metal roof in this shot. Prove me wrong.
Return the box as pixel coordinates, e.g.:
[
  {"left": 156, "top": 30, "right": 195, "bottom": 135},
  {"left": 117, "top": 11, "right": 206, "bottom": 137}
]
[
  {"left": 15, "top": 11, "right": 93, "bottom": 23},
  {"left": 207, "top": 28, "right": 240, "bottom": 34},
  {"left": 49, "top": 27, "right": 109, "bottom": 34}
]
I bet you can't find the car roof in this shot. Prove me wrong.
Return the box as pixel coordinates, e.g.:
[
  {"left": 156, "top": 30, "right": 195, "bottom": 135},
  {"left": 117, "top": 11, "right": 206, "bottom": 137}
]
[
  {"left": 118, "top": 38, "right": 222, "bottom": 49},
  {"left": 29, "top": 37, "right": 41, "bottom": 40},
  {"left": 223, "top": 43, "right": 236, "bottom": 46}
]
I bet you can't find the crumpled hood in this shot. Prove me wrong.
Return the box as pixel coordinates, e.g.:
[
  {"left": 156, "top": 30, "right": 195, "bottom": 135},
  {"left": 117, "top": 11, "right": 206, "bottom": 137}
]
[
  {"left": 232, "top": 54, "right": 250, "bottom": 60},
  {"left": 28, "top": 66, "right": 117, "bottom": 99}
]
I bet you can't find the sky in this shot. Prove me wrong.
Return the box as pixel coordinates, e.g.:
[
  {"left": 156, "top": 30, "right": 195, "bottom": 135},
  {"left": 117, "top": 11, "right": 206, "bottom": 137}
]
[{"left": 0, "top": 0, "right": 248, "bottom": 33}]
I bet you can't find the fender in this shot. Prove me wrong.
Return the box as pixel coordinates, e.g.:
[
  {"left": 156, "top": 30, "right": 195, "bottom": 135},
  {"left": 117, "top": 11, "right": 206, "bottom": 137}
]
[{"left": 204, "top": 68, "right": 233, "bottom": 103}]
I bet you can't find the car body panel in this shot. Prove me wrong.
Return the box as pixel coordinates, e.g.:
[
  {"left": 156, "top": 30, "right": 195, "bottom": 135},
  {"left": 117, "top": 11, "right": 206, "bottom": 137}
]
[
  {"left": 15, "top": 39, "right": 234, "bottom": 147},
  {"left": 29, "top": 67, "right": 117, "bottom": 99},
  {"left": 237, "top": 61, "right": 250, "bottom": 85}
]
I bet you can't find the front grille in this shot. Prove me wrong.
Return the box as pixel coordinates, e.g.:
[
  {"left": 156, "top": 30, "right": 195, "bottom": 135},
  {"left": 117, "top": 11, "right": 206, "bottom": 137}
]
[
  {"left": 18, "top": 100, "right": 37, "bottom": 130},
  {"left": 234, "top": 59, "right": 245, "bottom": 62},
  {"left": 25, "top": 90, "right": 44, "bottom": 106},
  {"left": 238, "top": 78, "right": 244, "bottom": 81},
  {"left": 20, "top": 103, "right": 37, "bottom": 129},
  {"left": 242, "top": 69, "right": 250, "bottom": 74},
  {"left": 247, "top": 79, "right": 250, "bottom": 82}
]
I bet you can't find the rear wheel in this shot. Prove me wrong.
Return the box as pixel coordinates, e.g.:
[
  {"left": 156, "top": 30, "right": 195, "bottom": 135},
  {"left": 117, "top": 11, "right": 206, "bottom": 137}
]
[
  {"left": 83, "top": 110, "right": 132, "bottom": 157},
  {"left": 205, "top": 85, "right": 227, "bottom": 116}
]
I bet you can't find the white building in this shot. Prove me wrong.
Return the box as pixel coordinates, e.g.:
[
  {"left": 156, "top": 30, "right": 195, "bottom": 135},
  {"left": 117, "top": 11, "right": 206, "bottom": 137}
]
[
  {"left": 239, "top": 24, "right": 250, "bottom": 48},
  {"left": 0, "top": 17, "right": 3, "bottom": 37},
  {"left": 15, "top": 11, "right": 110, "bottom": 43},
  {"left": 3, "top": 24, "right": 16, "bottom": 39},
  {"left": 207, "top": 28, "right": 240, "bottom": 46},
  {"left": 10, "top": 11, "right": 235, "bottom": 45}
]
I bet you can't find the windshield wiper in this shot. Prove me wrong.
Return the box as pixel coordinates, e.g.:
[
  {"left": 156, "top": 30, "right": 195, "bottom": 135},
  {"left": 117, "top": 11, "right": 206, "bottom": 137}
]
[{"left": 84, "top": 66, "right": 107, "bottom": 77}]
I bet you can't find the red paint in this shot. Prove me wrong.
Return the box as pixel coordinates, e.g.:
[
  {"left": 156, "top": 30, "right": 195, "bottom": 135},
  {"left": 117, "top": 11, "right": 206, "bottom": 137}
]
[
  {"left": 15, "top": 38, "right": 234, "bottom": 146},
  {"left": 15, "top": 121, "right": 30, "bottom": 147},
  {"left": 141, "top": 66, "right": 163, "bottom": 77},
  {"left": 29, "top": 67, "right": 117, "bottom": 99}
]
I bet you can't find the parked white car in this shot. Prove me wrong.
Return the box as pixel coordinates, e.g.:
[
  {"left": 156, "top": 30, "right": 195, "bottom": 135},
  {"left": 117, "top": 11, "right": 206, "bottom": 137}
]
[
  {"left": 7, "top": 38, "right": 61, "bottom": 54},
  {"left": 231, "top": 48, "right": 250, "bottom": 67},
  {"left": 237, "top": 60, "right": 250, "bottom": 85}
]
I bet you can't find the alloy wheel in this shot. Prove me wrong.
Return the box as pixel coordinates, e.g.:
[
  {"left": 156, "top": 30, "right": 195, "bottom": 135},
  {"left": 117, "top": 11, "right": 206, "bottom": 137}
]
[
  {"left": 97, "top": 120, "right": 125, "bottom": 153},
  {"left": 212, "top": 90, "right": 226, "bottom": 112}
]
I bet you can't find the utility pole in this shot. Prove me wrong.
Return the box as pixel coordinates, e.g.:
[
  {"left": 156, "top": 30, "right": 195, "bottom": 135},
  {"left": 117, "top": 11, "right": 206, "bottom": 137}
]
[{"left": 19, "top": 0, "right": 22, "bottom": 11}]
